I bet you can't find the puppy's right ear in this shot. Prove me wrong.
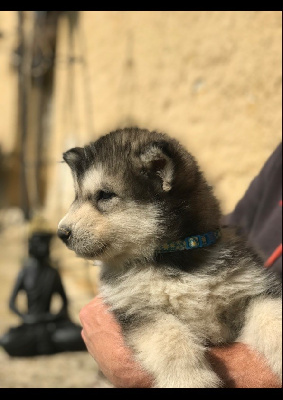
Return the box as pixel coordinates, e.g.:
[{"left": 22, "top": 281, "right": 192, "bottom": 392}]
[
  {"left": 140, "top": 141, "right": 174, "bottom": 191},
  {"left": 63, "top": 147, "right": 85, "bottom": 172}
]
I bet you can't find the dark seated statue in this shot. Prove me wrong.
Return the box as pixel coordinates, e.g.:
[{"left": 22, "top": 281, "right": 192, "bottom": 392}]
[{"left": 0, "top": 231, "right": 86, "bottom": 357}]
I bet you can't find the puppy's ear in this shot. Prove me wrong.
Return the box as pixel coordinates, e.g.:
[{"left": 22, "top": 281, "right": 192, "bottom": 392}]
[
  {"left": 63, "top": 147, "right": 85, "bottom": 172},
  {"left": 140, "top": 141, "right": 174, "bottom": 191}
]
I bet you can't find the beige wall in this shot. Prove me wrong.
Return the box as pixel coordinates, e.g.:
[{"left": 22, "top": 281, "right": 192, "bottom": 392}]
[
  {"left": 45, "top": 10, "right": 282, "bottom": 226},
  {"left": 0, "top": 10, "right": 281, "bottom": 354},
  {"left": 0, "top": 11, "right": 282, "bottom": 224},
  {"left": 0, "top": 11, "right": 18, "bottom": 153}
]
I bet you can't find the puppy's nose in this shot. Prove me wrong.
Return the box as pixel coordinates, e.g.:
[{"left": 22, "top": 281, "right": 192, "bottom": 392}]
[{"left": 57, "top": 227, "right": 71, "bottom": 243}]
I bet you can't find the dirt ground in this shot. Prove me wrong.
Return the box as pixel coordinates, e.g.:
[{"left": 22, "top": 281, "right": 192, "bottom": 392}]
[
  {"left": 0, "top": 350, "right": 113, "bottom": 388},
  {"left": 0, "top": 210, "right": 114, "bottom": 388}
]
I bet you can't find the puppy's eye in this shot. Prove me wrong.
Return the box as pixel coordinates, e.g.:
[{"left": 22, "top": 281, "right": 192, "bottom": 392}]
[{"left": 97, "top": 190, "right": 116, "bottom": 201}]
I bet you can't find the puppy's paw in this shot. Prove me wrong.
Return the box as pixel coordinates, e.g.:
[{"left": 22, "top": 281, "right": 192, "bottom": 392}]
[
  {"left": 155, "top": 369, "right": 222, "bottom": 388},
  {"left": 186, "top": 369, "right": 222, "bottom": 388}
]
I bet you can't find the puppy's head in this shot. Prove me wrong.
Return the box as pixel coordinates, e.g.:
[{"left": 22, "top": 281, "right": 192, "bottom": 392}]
[{"left": 58, "top": 128, "right": 220, "bottom": 265}]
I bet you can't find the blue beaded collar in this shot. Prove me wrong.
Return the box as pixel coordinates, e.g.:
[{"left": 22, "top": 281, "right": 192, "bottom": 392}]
[{"left": 156, "top": 229, "right": 221, "bottom": 253}]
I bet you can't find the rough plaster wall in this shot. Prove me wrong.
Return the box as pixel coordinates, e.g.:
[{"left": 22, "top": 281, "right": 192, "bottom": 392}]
[
  {"left": 0, "top": 11, "right": 18, "bottom": 153},
  {"left": 0, "top": 12, "right": 281, "bottom": 371},
  {"left": 45, "top": 11, "right": 282, "bottom": 223}
]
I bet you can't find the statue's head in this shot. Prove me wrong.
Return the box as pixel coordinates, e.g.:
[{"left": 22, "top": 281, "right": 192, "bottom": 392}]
[
  {"left": 28, "top": 232, "right": 53, "bottom": 259},
  {"left": 28, "top": 215, "right": 54, "bottom": 259}
]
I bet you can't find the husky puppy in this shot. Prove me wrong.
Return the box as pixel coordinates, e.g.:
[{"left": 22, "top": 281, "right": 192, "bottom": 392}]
[{"left": 58, "top": 127, "right": 282, "bottom": 388}]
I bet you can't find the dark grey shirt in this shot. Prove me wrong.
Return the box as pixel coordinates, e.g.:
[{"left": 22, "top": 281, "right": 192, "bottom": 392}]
[{"left": 226, "top": 142, "right": 282, "bottom": 279}]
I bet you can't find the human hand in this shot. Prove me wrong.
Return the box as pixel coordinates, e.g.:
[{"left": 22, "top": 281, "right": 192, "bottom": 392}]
[
  {"left": 80, "top": 295, "right": 281, "bottom": 388},
  {"left": 79, "top": 296, "right": 153, "bottom": 388}
]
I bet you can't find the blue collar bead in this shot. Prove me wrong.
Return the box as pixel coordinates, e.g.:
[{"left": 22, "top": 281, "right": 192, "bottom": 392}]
[{"left": 156, "top": 229, "right": 221, "bottom": 253}]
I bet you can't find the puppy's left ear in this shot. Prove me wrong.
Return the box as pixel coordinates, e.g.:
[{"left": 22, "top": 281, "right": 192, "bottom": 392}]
[
  {"left": 140, "top": 141, "right": 174, "bottom": 191},
  {"left": 63, "top": 147, "right": 85, "bottom": 171}
]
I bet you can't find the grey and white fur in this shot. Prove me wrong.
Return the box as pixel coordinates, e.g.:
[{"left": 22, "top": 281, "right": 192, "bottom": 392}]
[{"left": 58, "top": 127, "right": 282, "bottom": 388}]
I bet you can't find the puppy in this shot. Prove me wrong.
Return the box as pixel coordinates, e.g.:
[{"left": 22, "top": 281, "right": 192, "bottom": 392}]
[{"left": 58, "top": 127, "right": 282, "bottom": 388}]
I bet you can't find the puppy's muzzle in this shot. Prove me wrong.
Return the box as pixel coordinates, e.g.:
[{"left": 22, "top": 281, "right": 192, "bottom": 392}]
[{"left": 57, "top": 226, "right": 71, "bottom": 244}]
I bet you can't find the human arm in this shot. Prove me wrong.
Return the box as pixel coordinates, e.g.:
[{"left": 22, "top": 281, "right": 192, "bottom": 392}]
[
  {"left": 79, "top": 296, "right": 281, "bottom": 388},
  {"left": 208, "top": 343, "right": 281, "bottom": 388}
]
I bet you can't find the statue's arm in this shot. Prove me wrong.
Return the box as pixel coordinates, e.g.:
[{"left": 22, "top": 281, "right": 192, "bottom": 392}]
[
  {"left": 8, "top": 271, "right": 24, "bottom": 318},
  {"left": 51, "top": 271, "right": 69, "bottom": 319}
]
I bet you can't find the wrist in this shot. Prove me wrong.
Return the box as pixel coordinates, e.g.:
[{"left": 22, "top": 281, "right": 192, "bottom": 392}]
[{"left": 208, "top": 342, "right": 281, "bottom": 388}]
